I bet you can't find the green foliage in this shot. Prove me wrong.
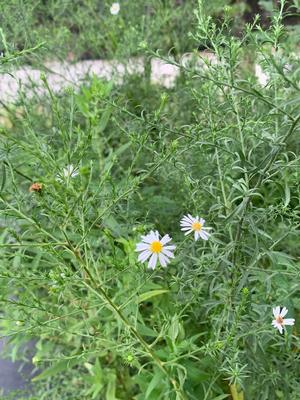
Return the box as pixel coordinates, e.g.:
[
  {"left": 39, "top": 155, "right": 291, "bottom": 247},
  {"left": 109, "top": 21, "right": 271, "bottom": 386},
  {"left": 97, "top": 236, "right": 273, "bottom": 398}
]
[
  {"left": 0, "top": 0, "right": 275, "bottom": 64},
  {"left": 0, "top": 1, "right": 300, "bottom": 399},
  {"left": 0, "top": 0, "right": 198, "bottom": 62}
]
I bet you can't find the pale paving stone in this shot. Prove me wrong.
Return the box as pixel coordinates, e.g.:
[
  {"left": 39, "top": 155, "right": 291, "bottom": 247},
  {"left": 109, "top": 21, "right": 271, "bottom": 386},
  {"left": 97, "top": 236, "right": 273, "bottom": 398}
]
[{"left": 0, "top": 56, "right": 273, "bottom": 103}]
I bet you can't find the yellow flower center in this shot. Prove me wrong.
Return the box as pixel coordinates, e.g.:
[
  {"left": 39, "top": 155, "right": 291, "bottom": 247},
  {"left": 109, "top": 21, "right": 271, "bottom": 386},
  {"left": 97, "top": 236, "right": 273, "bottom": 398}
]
[
  {"left": 192, "top": 221, "right": 202, "bottom": 232},
  {"left": 276, "top": 315, "right": 284, "bottom": 325},
  {"left": 150, "top": 241, "right": 163, "bottom": 253}
]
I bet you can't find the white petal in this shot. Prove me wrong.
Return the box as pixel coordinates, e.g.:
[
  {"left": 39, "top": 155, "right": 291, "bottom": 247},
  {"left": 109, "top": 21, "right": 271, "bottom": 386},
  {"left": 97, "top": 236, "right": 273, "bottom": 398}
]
[
  {"left": 150, "top": 231, "right": 158, "bottom": 241},
  {"left": 159, "top": 253, "right": 169, "bottom": 267},
  {"left": 164, "top": 245, "right": 176, "bottom": 250},
  {"left": 280, "top": 307, "right": 288, "bottom": 318},
  {"left": 284, "top": 318, "right": 295, "bottom": 326},
  {"left": 140, "top": 236, "right": 152, "bottom": 244},
  {"left": 180, "top": 226, "right": 192, "bottom": 230},
  {"left": 199, "top": 230, "right": 210, "bottom": 240},
  {"left": 272, "top": 321, "right": 283, "bottom": 333},
  {"left": 141, "top": 232, "right": 156, "bottom": 243},
  {"left": 180, "top": 219, "right": 191, "bottom": 223},
  {"left": 200, "top": 218, "right": 205, "bottom": 225},
  {"left": 277, "top": 324, "right": 283, "bottom": 334},
  {"left": 182, "top": 215, "right": 194, "bottom": 223},
  {"left": 136, "top": 243, "right": 150, "bottom": 252},
  {"left": 63, "top": 164, "right": 79, "bottom": 178},
  {"left": 161, "top": 234, "right": 172, "bottom": 245},
  {"left": 194, "top": 231, "right": 199, "bottom": 241},
  {"left": 184, "top": 229, "right": 193, "bottom": 236},
  {"left": 110, "top": 3, "right": 120, "bottom": 14},
  {"left": 162, "top": 248, "right": 175, "bottom": 258},
  {"left": 65, "top": 165, "right": 73, "bottom": 173},
  {"left": 273, "top": 306, "right": 280, "bottom": 318},
  {"left": 180, "top": 222, "right": 192, "bottom": 227},
  {"left": 154, "top": 231, "right": 160, "bottom": 240},
  {"left": 188, "top": 214, "right": 196, "bottom": 222},
  {"left": 148, "top": 253, "right": 158, "bottom": 270},
  {"left": 138, "top": 250, "right": 151, "bottom": 263},
  {"left": 181, "top": 216, "right": 189, "bottom": 222}
]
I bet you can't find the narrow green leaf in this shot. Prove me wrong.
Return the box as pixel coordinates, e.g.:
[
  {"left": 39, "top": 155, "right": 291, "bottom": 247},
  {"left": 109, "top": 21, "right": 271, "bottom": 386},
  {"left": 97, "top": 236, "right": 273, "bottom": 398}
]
[
  {"left": 211, "top": 394, "right": 230, "bottom": 400},
  {"left": 0, "top": 163, "right": 6, "bottom": 192},
  {"left": 32, "top": 357, "right": 81, "bottom": 381},
  {"left": 145, "top": 371, "right": 164, "bottom": 399},
  {"left": 138, "top": 289, "right": 169, "bottom": 303},
  {"left": 284, "top": 181, "right": 290, "bottom": 208},
  {"left": 99, "top": 107, "right": 112, "bottom": 132},
  {"left": 106, "top": 373, "right": 116, "bottom": 400}
]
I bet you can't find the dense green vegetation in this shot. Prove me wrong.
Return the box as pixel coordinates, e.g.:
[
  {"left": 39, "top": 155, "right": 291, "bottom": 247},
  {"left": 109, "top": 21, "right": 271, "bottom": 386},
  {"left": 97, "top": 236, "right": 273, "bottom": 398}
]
[
  {"left": 0, "top": 1, "right": 300, "bottom": 399},
  {"left": 1, "top": 0, "right": 299, "bottom": 63}
]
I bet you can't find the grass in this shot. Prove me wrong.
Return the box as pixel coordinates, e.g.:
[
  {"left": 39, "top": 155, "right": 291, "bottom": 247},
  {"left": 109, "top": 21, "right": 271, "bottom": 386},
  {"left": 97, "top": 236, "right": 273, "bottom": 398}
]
[{"left": 0, "top": 1, "right": 300, "bottom": 399}]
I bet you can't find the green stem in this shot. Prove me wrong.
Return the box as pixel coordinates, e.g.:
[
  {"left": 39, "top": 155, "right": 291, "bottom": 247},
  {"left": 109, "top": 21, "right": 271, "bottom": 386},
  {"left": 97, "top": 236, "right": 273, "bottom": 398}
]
[
  {"left": 230, "top": 384, "right": 244, "bottom": 400},
  {"left": 231, "top": 114, "right": 300, "bottom": 264},
  {"left": 73, "top": 250, "right": 187, "bottom": 400}
]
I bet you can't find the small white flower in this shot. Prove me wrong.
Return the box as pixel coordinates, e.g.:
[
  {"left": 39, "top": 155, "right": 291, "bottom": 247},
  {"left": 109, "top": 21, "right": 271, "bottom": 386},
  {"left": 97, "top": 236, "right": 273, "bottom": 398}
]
[
  {"left": 56, "top": 164, "right": 79, "bottom": 182},
  {"left": 135, "top": 230, "right": 175, "bottom": 270},
  {"left": 272, "top": 306, "right": 295, "bottom": 334},
  {"left": 110, "top": 2, "right": 120, "bottom": 15},
  {"left": 180, "top": 214, "right": 211, "bottom": 241}
]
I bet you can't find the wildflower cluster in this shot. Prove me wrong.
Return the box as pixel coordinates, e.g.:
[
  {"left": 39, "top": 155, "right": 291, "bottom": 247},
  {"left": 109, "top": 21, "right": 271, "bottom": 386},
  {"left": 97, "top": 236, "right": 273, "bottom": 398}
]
[
  {"left": 136, "top": 214, "right": 295, "bottom": 334},
  {"left": 136, "top": 214, "right": 211, "bottom": 270}
]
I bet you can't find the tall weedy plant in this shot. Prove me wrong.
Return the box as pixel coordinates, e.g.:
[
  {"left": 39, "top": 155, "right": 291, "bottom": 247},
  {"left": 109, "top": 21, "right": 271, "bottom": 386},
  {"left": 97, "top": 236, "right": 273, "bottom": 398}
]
[{"left": 0, "top": 1, "right": 299, "bottom": 399}]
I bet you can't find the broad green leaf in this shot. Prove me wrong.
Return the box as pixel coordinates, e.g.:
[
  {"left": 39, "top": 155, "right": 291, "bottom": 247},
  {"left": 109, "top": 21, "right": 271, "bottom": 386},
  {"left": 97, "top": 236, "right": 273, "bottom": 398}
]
[
  {"left": 136, "top": 323, "right": 158, "bottom": 337},
  {"left": 168, "top": 317, "right": 179, "bottom": 342}
]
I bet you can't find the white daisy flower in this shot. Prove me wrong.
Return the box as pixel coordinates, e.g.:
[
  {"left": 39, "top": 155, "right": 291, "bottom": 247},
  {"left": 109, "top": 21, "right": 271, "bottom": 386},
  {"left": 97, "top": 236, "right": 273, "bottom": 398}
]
[
  {"left": 180, "top": 214, "right": 211, "bottom": 241},
  {"left": 110, "top": 2, "right": 120, "bottom": 15},
  {"left": 272, "top": 306, "right": 295, "bottom": 334},
  {"left": 135, "top": 230, "right": 175, "bottom": 270},
  {"left": 56, "top": 164, "right": 79, "bottom": 182}
]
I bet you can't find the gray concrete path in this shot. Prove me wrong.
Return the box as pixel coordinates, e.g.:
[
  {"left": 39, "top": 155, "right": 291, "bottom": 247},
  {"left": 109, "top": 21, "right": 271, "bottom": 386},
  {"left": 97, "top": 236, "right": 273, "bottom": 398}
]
[
  {"left": 0, "top": 57, "right": 175, "bottom": 103},
  {"left": 0, "top": 55, "right": 270, "bottom": 103},
  {"left": 0, "top": 338, "right": 35, "bottom": 397}
]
